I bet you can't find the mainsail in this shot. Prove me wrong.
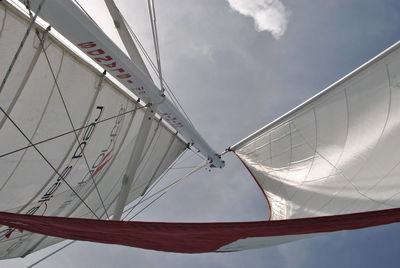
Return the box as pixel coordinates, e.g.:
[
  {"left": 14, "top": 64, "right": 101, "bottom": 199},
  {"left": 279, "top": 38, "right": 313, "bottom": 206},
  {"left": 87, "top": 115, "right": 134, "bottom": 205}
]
[{"left": 0, "top": 1, "right": 187, "bottom": 259}]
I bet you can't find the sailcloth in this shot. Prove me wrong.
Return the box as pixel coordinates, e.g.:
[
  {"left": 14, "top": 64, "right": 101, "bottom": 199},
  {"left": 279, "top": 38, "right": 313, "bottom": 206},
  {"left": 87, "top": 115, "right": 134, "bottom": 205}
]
[
  {"left": 0, "top": 2, "right": 186, "bottom": 259},
  {"left": 233, "top": 40, "right": 400, "bottom": 220}
]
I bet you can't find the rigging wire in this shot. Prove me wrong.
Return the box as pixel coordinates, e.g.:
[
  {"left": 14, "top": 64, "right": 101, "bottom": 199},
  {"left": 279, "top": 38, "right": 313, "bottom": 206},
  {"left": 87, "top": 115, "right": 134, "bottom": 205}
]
[
  {"left": 127, "top": 192, "right": 166, "bottom": 220},
  {"left": 0, "top": 105, "right": 147, "bottom": 159},
  {"left": 71, "top": 0, "right": 196, "bottom": 129},
  {"left": 142, "top": 148, "right": 205, "bottom": 196},
  {"left": 0, "top": 85, "right": 100, "bottom": 220},
  {"left": 121, "top": 13, "right": 195, "bottom": 128},
  {"left": 68, "top": 0, "right": 195, "bottom": 130},
  {"left": 9, "top": 0, "right": 195, "bottom": 130},
  {"left": 120, "top": 148, "right": 189, "bottom": 220},
  {"left": 72, "top": 0, "right": 99, "bottom": 27},
  {"left": 26, "top": 152, "right": 205, "bottom": 267},
  {"left": 170, "top": 148, "right": 206, "bottom": 168},
  {"left": 127, "top": 161, "right": 207, "bottom": 220},
  {"left": 27, "top": 240, "right": 76, "bottom": 268},
  {"left": 5, "top": 0, "right": 205, "bottom": 263},
  {"left": 123, "top": 160, "right": 208, "bottom": 220},
  {"left": 37, "top": 30, "right": 110, "bottom": 219}
]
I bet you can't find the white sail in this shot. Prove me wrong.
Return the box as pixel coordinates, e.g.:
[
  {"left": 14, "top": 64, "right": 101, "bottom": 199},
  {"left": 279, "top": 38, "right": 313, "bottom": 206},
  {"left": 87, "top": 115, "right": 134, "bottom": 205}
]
[
  {"left": 232, "top": 41, "right": 400, "bottom": 220},
  {"left": 16, "top": 0, "right": 224, "bottom": 168},
  {"left": 0, "top": 2, "right": 186, "bottom": 259}
]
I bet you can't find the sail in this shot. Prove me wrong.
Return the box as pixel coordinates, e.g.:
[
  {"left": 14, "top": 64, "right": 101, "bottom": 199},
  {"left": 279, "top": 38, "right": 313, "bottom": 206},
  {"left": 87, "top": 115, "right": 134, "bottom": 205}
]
[
  {"left": 0, "top": 2, "right": 186, "bottom": 259},
  {"left": 17, "top": 0, "right": 224, "bottom": 168},
  {"left": 232, "top": 41, "right": 400, "bottom": 220}
]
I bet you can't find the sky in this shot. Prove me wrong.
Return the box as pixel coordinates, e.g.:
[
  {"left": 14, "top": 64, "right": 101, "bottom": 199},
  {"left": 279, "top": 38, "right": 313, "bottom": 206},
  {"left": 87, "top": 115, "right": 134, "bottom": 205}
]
[{"left": 4, "top": 0, "right": 400, "bottom": 267}]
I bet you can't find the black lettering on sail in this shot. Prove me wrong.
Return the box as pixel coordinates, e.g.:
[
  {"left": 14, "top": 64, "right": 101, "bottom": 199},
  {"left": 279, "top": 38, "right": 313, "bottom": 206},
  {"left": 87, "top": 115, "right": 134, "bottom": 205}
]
[{"left": 72, "top": 141, "right": 87, "bottom": 159}]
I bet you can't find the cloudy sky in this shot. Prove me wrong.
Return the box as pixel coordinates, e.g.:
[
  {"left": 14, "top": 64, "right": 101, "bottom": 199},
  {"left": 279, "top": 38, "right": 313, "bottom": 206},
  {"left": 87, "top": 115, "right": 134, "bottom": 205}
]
[{"left": 5, "top": 0, "right": 400, "bottom": 267}]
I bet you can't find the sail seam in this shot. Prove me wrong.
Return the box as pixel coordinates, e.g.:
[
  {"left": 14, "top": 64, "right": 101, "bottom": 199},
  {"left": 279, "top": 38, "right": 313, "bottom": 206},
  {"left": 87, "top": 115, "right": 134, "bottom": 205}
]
[{"left": 286, "top": 109, "right": 318, "bottom": 202}]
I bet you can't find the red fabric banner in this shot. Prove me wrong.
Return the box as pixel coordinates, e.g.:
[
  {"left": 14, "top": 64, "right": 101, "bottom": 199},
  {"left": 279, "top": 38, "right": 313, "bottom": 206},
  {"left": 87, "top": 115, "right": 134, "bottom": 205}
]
[{"left": 0, "top": 208, "right": 399, "bottom": 253}]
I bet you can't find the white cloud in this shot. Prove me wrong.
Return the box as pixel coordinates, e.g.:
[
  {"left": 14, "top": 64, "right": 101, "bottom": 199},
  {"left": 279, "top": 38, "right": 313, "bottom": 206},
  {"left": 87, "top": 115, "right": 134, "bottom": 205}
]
[{"left": 226, "top": 0, "right": 290, "bottom": 39}]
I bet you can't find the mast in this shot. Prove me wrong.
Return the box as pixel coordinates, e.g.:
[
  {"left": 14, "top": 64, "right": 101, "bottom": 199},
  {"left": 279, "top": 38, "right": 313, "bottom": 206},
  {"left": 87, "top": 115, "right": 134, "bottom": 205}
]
[
  {"left": 19, "top": 0, "right": 225, "bottom": 168},
  {"left": 103, "top": 0, "right": 152, "bottom": 79}
]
